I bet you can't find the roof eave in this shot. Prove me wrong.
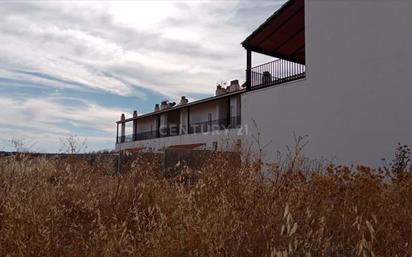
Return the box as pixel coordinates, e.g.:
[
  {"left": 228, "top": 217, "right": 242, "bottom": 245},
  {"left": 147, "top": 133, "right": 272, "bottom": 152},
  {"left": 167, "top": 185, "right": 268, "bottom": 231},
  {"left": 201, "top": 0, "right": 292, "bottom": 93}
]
[
  {"left": 116, "top": 89, "right": 245, "bottom": 123},
  {"left": 241, "top": 0, "right": 297, "bottom": 47}
]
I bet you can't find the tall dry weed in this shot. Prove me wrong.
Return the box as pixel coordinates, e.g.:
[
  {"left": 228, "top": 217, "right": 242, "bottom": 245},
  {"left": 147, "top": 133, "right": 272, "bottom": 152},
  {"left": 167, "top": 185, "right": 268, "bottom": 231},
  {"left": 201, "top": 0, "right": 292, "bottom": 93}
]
[{"left": 0, "top": 151, "right": 411, "bottom": 257}]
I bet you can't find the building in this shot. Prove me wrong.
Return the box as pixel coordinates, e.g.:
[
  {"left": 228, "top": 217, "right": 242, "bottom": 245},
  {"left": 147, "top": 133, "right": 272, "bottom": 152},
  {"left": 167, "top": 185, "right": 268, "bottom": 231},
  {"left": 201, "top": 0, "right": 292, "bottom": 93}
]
[
  {"left": 116, "top": 0, "right": 412, "bottom": 166},
  {"left": 115, "top": 79, "right": 244, "bottom": 152}
]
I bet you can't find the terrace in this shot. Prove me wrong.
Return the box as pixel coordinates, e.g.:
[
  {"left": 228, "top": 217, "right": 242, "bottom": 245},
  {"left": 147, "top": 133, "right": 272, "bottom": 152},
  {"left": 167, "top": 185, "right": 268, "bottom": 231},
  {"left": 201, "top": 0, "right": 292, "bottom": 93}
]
[
  {"left": 116, "top": 89, "right": 242, "bottom": 144},
  {"left": 118, "top": 116, "right": 241, "bottom": 144},
  {"left": 243, "top": 0, "right": 305, "bottom": 91},
  {"left": 250, "top": 58, "right": 305, "bottom": 90}
]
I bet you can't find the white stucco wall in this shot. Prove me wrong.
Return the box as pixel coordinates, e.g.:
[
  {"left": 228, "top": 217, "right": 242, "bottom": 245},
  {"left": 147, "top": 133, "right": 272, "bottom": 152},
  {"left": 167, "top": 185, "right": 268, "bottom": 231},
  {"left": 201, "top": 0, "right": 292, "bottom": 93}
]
[
  {"left": 160, "top": 113, "right": 167, "bottom": 127},
  {"left": 189, "top": 101, "right": 220, "bottom": 124},
  {"left": 137, "top": 116, "right": 157, "bottom": 133},
  {"left": 180, "top": 107, "right": 188, "bottom": 134},
  {"left": 230, "top": 95, "right": 241, "bottom": 118},
  {"left": 241, "top": 0, "right": 412, "bottom": 166}
]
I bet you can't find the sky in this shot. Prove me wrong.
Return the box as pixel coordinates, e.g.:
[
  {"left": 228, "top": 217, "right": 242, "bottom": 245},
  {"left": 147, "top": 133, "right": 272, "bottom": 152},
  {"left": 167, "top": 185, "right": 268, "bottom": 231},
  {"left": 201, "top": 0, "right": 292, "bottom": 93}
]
[{"left": 0, "top": 0, "right": 284, "bottom": 153}]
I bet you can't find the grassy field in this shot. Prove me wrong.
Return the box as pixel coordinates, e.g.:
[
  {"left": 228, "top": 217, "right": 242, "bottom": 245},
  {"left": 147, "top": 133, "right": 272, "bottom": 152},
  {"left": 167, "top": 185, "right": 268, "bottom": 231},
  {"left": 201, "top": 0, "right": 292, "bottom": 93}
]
[{"left": 0, "top": 148, "right": 411, "bottom": 257}]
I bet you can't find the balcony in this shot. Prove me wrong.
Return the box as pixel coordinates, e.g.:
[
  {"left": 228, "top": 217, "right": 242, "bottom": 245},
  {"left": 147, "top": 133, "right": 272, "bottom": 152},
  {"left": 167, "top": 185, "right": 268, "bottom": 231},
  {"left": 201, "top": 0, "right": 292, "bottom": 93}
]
[
  {"left": 243, "top": 0, "right": 305, "bottom": 91},
  {"left": 188, "top": 116, "right": 241, "bottom": 134},
  {"left": 117, "top": 115, "right": 241, "bottom": 143},
  {"left": 249, "top": 59, "right": 305, "bottom": 90}
]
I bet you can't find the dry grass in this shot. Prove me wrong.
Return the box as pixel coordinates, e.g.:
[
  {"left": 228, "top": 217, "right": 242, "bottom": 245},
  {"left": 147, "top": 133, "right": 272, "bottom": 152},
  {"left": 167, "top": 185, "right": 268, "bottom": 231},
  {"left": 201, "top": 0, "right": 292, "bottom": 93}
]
[{"left": 0, "top": 150, "right": 411, "bottom": 257}]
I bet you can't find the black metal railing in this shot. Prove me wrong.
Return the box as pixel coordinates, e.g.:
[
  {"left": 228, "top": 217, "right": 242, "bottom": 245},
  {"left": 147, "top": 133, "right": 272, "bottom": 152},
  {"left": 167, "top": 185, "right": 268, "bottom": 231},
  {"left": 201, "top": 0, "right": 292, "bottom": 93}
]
[
  {"left": 188, "top": 116, "right": 241, "bottom": 134},
  {"left": 230, "top": 115, "right": 242, "bottom": 128},
  {"left": 136, "top": 131, "right": 158, "bottom": 140},
  {"left": 117, "top": 135, "right": 125, "bottom": 143},
  {"left": 159, "top": 125, "right": 181, "bottom": 137},
  {"left": 119, "top": 134, "right": 133, "bottom": 143},
  {"left": 116, "top": 115, "right": 241, "bottom": 143},
  {"left": 117, "top": 131, "right": 157, "bottom": 143},
  {"left": 250, "top": 59, "right": 305, "bottom": 89}
]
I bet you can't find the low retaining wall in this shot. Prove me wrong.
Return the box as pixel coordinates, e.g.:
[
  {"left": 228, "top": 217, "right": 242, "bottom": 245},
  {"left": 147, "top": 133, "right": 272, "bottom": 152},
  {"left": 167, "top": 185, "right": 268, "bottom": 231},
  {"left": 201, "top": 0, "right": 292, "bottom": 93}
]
[{"left": 163, "top": 148, "right": 241, "bottom": 175}]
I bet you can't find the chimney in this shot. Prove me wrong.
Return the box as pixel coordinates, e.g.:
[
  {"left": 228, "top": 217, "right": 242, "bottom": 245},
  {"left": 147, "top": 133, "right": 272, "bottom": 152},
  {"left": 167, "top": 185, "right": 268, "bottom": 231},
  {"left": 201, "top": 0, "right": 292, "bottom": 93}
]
[
  {"left": 160, "top": 100, "right": 168, "bottom": 110},
  {"left": 215, "top": 85, "right": 226, "bottom": 96},
  {"left": 154, "top": 104, "right": 160, "bottom": 112},
  {"left": 180, "top": 96, "right": 188, "bottom": 105},
  {"left": 228, "top": 79, "right": 240, "bottom": 92},
  {"left": 133, "top": 110, "right": 138, "bottom": 118},
  {"left": 120, "top": 113, "right": 125, "bottom": 121}
]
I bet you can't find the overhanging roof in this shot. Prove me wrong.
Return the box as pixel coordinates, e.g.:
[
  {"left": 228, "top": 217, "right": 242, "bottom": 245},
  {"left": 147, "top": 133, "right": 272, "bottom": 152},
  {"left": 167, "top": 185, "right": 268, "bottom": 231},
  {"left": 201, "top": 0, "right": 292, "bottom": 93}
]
[{"left": 242, "top": 0, "right": 305, "bottom": 64}]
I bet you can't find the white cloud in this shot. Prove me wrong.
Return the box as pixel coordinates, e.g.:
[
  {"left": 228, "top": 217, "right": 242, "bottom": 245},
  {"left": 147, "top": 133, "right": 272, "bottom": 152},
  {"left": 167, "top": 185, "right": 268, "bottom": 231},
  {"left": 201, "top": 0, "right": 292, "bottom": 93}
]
[
  {"left": 0, "top": 0, "right": 284, "bottom": 151},
  {"left": 0, "top": 0, "right": 283, "bottom": 97},
  {"left": 0, "top": 95, "right": 128, "bottom": 152}
]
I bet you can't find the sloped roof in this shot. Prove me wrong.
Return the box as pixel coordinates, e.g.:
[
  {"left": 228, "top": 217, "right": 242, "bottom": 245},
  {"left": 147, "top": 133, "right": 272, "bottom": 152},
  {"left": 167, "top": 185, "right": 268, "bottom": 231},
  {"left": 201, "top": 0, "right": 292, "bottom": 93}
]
[
  {"left": 117, "top": 89, "right": 244, "bottom": 123},
  {"left": 242, "top": 0, "right": 305, "bottom": 64}
]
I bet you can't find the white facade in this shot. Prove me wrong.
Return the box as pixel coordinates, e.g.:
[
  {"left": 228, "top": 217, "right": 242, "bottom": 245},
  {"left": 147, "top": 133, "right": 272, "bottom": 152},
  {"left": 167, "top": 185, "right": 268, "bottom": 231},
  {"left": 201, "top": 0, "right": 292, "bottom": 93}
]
[
  {"left": 242, "top": 0, "right": 412, "bottom": 166},
  {"left": 137, "top": 116, "right": 157, "bottom": 134},
  {"left": 189, "top": 101, "right": 220, "bottom": 124},
  {"left": 116, "top": 89, "right": 243, "bottom": 152},
  {"left": 118, "top": 129, "right": 242, "bottom": 152}
]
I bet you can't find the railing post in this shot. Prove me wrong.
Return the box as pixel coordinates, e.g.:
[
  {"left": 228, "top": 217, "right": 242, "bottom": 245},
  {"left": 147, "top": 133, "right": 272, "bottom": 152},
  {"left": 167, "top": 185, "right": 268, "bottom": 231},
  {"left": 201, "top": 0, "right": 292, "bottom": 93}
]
[
  {"left": 116, "top": 123, "right": 119, "bottom": 144},
  {"left": 246, "top": 49, "right": 252, "bottom": 91},
  {"left": 132, "top": 110, "right": 138, "bottom": 141},
  {"left": 120, "top": 113, "right": 125, "bottom": 143},
  {"left": 156, "top": 115, "right": 160, "bottom": 138},
  {"left": 227, "top": 96, "right": 231, "bottom": 128},
  {"left": 187, "top": 106, "right": 191, "bottom": 134}
]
